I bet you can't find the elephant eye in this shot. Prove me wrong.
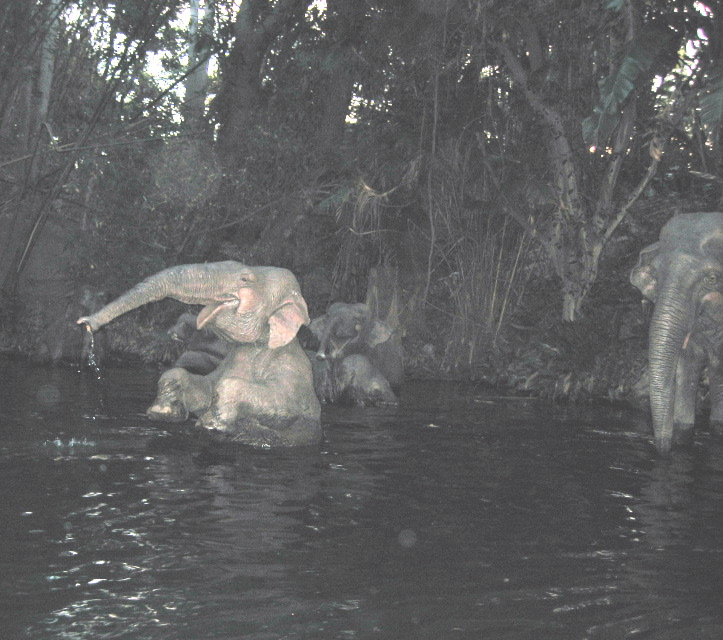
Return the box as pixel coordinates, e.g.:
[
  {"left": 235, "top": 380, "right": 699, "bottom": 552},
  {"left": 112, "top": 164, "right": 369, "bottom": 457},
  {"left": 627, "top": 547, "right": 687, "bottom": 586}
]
[{"left": 705, "top": 272, "right": 720, "bottom": 286}]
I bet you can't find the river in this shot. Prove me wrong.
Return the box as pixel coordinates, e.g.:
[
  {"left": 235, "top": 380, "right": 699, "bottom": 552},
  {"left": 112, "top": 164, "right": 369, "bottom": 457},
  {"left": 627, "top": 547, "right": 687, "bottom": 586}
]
[{"left": 1, "top": 357, "right": 723, "bottom": 639}]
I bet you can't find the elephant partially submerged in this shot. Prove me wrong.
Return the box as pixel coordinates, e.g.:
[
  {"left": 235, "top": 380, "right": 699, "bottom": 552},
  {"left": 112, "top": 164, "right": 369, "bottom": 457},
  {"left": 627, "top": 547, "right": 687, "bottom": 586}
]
[
  {"left": 631, "top": 212, "right": 723, "bottom": 456},
  {"left": 78, "top": 262, "right": 321, "bottom": 447},
  {"left": 310, "top": 301, "right": 403, "bottom": 406}
]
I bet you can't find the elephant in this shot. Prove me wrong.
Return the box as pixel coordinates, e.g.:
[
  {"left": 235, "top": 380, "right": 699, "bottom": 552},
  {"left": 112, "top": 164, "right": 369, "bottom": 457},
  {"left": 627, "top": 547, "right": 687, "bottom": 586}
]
[
  {"left": 309, "top": 301, "right": 403, "bottom": 406},
  {"left": 37, "top": 285, "right": 108, "bottom": 366},
  {"left": 77, "top": 261, "right": 321, "bottom": 447},
  {"left": 630, "top": 211, "right": 723, "bottom": 456},
  {"left": 167, "top": 311, "right": 230, "bottom": 375}
]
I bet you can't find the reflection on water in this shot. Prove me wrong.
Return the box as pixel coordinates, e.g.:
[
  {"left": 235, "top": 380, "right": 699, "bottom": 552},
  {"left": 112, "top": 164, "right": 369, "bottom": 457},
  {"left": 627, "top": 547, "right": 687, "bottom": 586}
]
[{"left": 2, "top": 356, "right": 723, "bottom": 639}]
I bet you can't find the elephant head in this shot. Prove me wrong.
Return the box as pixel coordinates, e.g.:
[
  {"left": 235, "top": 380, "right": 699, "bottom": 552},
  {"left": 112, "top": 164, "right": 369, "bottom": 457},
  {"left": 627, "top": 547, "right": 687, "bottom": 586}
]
[
  {"left": 630, "top": 212, "right": 723, "bottom": 456},
  {"left": 78, "top": 261, "right": 310, "bottom": 349},
  {"left": 310, "top": 302, "right": 392, "bottom": 362}
]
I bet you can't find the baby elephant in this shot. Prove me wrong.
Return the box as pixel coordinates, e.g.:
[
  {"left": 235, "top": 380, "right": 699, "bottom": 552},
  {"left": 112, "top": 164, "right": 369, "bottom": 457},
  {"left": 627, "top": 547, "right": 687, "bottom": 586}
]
[
  {"left": 167, "top": 312, "right": 230, "bottom": 375},
  {"left": 310, "top": 302, "right": 403, "bottom": 406}
]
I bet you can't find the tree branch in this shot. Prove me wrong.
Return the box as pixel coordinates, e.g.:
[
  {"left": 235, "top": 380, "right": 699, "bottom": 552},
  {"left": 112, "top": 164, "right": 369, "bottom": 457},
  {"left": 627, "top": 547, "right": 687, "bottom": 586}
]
[{"left": 497, "top": 40, "right": 583, "bottom": 220}]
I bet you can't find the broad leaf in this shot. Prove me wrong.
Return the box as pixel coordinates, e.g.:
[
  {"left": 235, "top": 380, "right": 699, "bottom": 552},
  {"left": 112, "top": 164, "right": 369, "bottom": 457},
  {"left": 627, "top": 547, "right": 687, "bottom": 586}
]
[
  {"left": 583, "top": 25, "right": 674, "bottom": 147},
  {"left": 699, "top": 66, "right": 723, "bottom": 141}
]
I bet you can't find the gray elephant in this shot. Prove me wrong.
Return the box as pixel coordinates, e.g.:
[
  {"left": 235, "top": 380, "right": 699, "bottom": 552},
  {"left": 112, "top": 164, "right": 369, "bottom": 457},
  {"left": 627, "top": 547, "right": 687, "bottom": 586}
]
[
  {"left": 310, "top": 301, "right": 403, "bottom": 406},
  {"left": 37, "top": 285, "right": 108, "bottom": 366},
  {"left": 77, "top": 261, "right": 321, "bottom": 447},
  {"left": 167, "top": 311, "right": 230, "bottom": 375},
  {"left": 630, "top": 211, "right": 723, "bottom": 456}
]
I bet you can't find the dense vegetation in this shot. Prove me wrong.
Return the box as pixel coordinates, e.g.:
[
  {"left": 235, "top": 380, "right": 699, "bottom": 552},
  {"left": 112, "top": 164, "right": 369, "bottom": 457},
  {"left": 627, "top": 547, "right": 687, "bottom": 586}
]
[{"left": 0, "top": 0, "right": 721, "bottom": 402}]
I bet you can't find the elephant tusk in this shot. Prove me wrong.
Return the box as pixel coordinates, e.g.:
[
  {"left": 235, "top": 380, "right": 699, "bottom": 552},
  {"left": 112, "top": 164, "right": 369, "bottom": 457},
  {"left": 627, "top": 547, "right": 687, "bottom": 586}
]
[{"left": 197, "top": 299, "right": 236, "bottom": 329}]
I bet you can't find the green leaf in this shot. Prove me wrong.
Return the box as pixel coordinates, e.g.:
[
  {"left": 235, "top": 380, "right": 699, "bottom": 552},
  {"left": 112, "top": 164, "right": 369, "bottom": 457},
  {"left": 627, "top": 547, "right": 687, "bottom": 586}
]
[
  {"left": 317, "top": 187, "right": 354, "bottom": 210},
  {"left": 583, "top": 25, "right": 674, "bottom": 147},
  {"left": 699, "top": 66, "right": 723, "bottom": 141},
  {"left": 605, "top": 0, "right": 626, "bottom": 11}
]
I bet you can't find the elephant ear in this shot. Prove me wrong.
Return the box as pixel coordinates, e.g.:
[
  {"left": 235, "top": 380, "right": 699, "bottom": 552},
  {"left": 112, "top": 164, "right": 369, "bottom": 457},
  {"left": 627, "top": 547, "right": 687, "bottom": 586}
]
[
  {"left": 630, "top": 242, "right": 660, "bottom": 302},
  {"left": 368, "top": 320, "right": 393, "bottom": 347},
  {"left": 268, "top": 296, "right": 310, "bottom": 349}
]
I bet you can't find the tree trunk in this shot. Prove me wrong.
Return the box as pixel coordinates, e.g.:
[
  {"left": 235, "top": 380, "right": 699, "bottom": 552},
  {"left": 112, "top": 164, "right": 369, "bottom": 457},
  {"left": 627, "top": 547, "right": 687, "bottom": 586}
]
[
  {"left": 316, "top": 0, "right": 363, "bottom": 153},
  {"left": 0, "top": 1, "right": 61, "bottom": 295},
  {"left": 215, "top": 0, "right": 310, "bottom": 168},
  {"left": 182, "top": 0, "right": 214, "bottom": 136}
]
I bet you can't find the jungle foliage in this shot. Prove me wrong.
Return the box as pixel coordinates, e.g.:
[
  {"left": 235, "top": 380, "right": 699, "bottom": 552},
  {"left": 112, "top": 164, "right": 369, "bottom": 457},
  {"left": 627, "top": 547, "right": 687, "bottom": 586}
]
[{"left": 0, "top": 0, "right": 721, "bottom": 380}]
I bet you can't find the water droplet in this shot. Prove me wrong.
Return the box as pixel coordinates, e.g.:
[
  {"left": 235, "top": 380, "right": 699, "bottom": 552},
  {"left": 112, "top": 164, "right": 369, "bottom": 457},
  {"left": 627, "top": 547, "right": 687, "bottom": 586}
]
[{"left": 398, "top": 528, "right": 417, "bottom": 547}]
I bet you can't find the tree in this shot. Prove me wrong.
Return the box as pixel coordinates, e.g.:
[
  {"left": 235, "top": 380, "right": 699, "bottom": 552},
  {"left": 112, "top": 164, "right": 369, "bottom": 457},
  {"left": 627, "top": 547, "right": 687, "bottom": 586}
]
[
  {"left": 494, "top": 0, "right": 719, "bottom": 321},
  {"left": 0, "top": 0, "right": 184, "bottom": 296},
  {"left": 214, "top": 0, "right": 313, "bottom": 168},
  {"left": 182, "top": 0, "right": 215, "bottom": 136}
]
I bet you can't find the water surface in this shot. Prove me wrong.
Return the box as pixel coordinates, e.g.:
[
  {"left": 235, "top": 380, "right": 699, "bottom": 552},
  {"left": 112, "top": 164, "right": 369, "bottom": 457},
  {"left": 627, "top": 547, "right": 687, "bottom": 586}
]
[{"left": 2, "top": 356, "right": 723, "bottom": 639}]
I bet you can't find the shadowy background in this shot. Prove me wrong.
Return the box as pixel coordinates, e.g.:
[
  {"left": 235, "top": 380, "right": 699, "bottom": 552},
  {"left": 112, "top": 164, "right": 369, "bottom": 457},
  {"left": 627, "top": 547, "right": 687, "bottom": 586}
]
[{"left": 1, "top": 0, "right": 721, "bottom": 408}]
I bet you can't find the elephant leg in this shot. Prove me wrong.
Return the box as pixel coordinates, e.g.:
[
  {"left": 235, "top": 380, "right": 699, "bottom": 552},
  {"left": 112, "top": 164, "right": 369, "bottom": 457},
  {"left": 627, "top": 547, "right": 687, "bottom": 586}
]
[
  {"left": 196, "top": 375, "right": 248, "bottom": 432},
  {"left": 197, "top": 384, "right": 285, "bottom": 447},
  {"left": 173, "top": 351, "right": 223, "bottom": 376},
  {"left": 339, "top": 354, "right": 398, "bottom": 407},
  {"left": 672, "top": 343, "right": 706, "bottom": 446},
  {"left": 709, "top": 359, "right": 723, "bottom": 434},
  {"left": 309, "top": 355, "right": 339, "bottom": 404},
  {"left": 147, "top": 367, "right": 214, "bottom": 422},
  {"left": 196, "top": 376, "right": 319, "bottom": 447}
]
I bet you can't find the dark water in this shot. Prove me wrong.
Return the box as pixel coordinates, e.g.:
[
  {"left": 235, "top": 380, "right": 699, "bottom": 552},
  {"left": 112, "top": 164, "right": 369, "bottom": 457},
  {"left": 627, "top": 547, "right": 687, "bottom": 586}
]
[{"left": 2, "top": 358, "right": 723, "bottom": 639}]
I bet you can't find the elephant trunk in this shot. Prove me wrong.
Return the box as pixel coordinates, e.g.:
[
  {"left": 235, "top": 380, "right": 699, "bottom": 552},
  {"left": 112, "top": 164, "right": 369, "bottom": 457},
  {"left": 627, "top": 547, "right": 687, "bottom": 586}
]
[
  {"left": 81, "top": 262, "right": 243, "bottom": 331},
  {"left": 315, "top": 317, "right": 337, "bottom": 361},
  {"left": 647, "top": 261, "right": 697, "bottom": 456}
]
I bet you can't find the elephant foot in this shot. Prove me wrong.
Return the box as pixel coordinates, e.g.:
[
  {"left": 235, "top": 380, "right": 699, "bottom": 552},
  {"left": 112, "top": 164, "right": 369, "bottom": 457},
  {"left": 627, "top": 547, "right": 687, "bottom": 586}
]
[
  {"left": 147, "top": 367, "right": 202, "bottom": 423},
  {"left": 672, "top": 422, "right": 695, "bottom": 447},
  {"left": 343, "top": 385, "right": 398, "bottom": 407},
  {"left": 147, "top": 396, "right": 189, "bottom": 422},
  {"left": 194, "top": 413, "right": 287, "bottom": 448},
  {"left": 195, "top": 409, "right": 234, "bottom": 434}
]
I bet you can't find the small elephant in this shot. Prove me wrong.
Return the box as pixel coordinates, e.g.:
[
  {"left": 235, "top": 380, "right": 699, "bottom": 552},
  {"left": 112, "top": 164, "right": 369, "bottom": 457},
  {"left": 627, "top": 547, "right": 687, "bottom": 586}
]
[
  {"left": 309, "top": 301, "right": 403, "bottom": 406},
  {"left": 78, "top": 261, "right": 321, "bottom": 447},
  {"left": 167, "top": 311, "right": 230, "bottom": 375},
  {"left": 631, "top": 211, "right": 723, "bottom": 456},
  {"left": 37, "top": 285, "right": 108, "bottom": 366}
]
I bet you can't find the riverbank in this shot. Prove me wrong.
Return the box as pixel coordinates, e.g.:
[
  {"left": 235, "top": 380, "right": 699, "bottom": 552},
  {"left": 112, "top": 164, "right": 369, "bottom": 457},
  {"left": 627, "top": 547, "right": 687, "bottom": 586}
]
[{"left": 0, "top": 284, "right": 651, "bottom": 413}]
